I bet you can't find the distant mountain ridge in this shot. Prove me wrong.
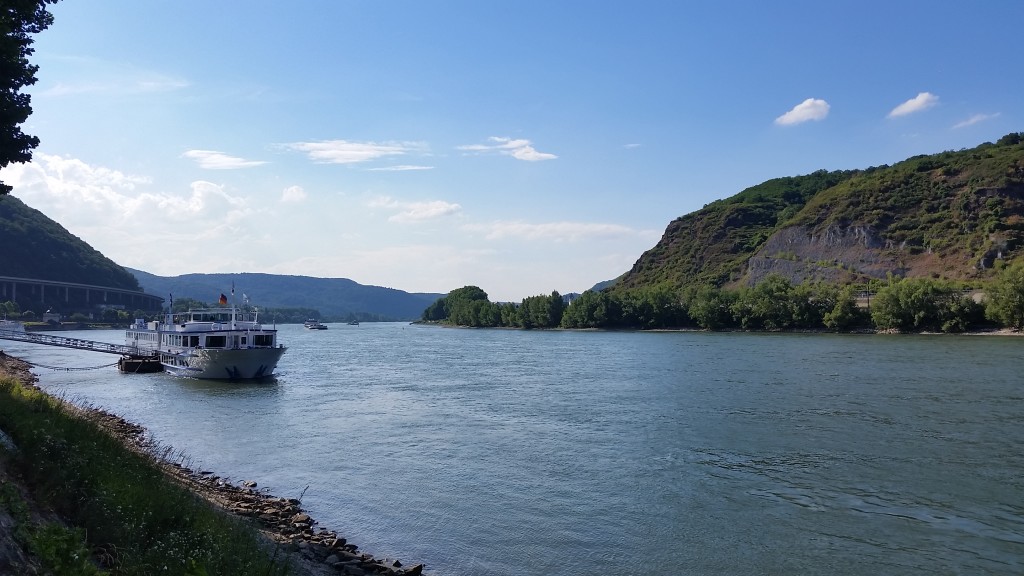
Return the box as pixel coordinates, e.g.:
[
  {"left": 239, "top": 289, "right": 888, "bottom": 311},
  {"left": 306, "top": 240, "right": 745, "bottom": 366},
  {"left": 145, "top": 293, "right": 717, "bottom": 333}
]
[
  {"left": 0, "top": 194, "right": 443, "bottom": 320},
  {"left": 615, "top": 133, "right": 1024, "bottom": 293},
  {"left": 127, "top": 269, "right": 443, "bottom": 321}
]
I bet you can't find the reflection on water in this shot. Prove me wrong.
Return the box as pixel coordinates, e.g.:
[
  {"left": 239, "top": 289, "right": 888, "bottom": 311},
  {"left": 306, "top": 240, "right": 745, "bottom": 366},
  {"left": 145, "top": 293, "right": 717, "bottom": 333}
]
[
  {"left": 8, "top": 325, "right": 1024, "bottom": 576},
  {"left": 173, "top": 377, "right": 281, "bottom": 397}
]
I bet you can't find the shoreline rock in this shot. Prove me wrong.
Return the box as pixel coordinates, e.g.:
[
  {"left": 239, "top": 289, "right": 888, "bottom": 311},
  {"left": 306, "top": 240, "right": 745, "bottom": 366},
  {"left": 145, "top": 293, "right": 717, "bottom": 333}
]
[{"left": 0, "top": 351, "right": 424, "bottom": 576}]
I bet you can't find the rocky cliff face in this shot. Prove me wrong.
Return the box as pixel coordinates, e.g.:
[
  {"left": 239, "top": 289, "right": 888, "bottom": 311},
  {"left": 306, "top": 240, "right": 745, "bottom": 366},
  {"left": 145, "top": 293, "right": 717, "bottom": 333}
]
[
  {"left": 743, "top": 222, "right": 1000, "bottom": 287},
  {"left": 745, "top": 225, "right": 904, "bottom": 286}
]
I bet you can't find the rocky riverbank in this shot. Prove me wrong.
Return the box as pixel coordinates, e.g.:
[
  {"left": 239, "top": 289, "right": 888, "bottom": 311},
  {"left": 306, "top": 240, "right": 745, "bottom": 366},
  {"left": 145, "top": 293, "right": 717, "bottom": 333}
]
[{"left": 0, "top": 351, "right": 425, "bottom": 576}]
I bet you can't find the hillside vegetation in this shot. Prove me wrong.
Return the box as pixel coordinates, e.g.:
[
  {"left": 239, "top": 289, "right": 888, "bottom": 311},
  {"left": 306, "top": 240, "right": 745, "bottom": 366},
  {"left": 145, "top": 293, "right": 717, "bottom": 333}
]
[
  {"left": 616, "top": 133, "right": 1024, "bottom": 293},
  {"left": 0, "top": 195, "right": 140, "bottom": 290}
]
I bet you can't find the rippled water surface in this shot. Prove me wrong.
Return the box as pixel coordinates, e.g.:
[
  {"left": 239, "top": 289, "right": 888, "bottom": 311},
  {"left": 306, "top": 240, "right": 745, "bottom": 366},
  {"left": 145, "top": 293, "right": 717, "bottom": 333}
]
[{"left": 7, "top": 324, "right": 1024, "bottom": 575}]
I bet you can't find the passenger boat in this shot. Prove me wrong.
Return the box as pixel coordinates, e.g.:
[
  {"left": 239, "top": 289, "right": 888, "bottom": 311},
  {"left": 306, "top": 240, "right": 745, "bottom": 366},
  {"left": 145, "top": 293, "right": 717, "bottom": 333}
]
[
  {"left": 126, "top": 306, "right": 286, "bottom": 379},
  {"left": 303, "top": 319, "right": 328, "bottom": 330}
]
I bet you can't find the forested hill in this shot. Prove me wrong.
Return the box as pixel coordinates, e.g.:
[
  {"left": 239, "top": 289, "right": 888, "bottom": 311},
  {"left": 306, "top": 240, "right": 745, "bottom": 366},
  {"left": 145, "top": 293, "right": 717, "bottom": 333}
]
[
  {"left": 128, "top": 269, "right": 444, "bottom": 322},
  {"left": 616, "top": 133, "right": 1024, "bottom": 293},
  {"left": 0, "top": 194, "right": 140, "bottom": 289}
]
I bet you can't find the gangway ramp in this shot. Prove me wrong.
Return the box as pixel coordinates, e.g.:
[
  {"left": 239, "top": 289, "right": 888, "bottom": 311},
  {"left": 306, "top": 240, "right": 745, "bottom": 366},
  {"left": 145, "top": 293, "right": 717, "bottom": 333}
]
[{"left": 0, "top": 328, "right": 153, "bottom": 358}]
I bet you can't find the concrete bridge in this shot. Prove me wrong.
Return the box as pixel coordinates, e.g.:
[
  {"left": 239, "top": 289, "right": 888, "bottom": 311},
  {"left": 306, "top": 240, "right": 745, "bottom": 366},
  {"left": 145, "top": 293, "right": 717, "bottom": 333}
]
[{"left": 0, "top": 275, "right": 164, "bottom": 314}]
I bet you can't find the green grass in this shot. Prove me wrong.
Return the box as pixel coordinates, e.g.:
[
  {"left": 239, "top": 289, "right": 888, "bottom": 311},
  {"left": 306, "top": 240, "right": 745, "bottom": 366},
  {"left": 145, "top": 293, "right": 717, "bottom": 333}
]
[{"left": 0, "top": 376, "right": 292, "bottom": 576}]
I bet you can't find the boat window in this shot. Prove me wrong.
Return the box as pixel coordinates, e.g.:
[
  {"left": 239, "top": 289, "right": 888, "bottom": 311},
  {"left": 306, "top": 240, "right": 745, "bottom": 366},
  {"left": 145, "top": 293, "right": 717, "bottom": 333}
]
[
  {"left": 205, "top": 335, "right": 226, "bottom": 348},
  {"left": 253, "top": 334, "right": 273, "bottom": 346}
]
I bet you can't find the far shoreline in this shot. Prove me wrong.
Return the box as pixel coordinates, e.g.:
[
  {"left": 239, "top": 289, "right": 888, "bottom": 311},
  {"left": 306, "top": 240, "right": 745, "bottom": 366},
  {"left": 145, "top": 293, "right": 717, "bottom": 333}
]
[{"left": 412, "top": 320, "right": 1023, "bottom": 336}]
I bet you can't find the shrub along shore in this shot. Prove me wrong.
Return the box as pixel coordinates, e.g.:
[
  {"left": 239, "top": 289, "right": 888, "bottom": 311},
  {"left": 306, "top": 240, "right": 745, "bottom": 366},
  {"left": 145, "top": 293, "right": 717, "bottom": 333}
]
[{"left": 0, "top": 352, "right": 424, "bottom": 576}]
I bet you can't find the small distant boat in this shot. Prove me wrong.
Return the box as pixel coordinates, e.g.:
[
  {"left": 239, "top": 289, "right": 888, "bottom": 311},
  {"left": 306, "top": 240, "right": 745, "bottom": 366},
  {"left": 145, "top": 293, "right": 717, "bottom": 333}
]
[
  {"left": 347, "top": 320, "right": 359, "bottom": 326},
  {"left": 304, "top": 319, "right": 328, "bottom": 330},
  {"left": 126, "top": 306, "right": 286, "bottom": 380}
]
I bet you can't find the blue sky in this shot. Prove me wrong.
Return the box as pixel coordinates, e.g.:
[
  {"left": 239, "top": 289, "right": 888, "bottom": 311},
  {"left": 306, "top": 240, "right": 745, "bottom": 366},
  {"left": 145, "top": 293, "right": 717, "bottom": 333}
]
[{"left": 3, "top": 1, "right": 1021, "bottom": 302}]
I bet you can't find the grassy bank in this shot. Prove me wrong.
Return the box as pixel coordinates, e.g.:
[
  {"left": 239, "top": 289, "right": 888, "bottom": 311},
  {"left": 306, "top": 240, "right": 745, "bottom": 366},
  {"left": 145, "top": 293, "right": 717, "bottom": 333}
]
[{"left": 0, "top": 372, "right": 292, "bottom": 575}]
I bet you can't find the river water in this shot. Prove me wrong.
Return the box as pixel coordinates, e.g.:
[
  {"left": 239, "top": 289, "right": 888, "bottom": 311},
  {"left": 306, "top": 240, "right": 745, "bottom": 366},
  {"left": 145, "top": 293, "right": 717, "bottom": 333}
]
[{"left": 5, "top": 324, "right": 1023, "bottom": 575}]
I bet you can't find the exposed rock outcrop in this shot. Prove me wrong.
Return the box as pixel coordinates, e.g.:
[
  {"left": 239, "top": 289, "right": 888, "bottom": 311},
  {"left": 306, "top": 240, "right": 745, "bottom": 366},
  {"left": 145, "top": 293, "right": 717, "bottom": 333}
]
[{"left": 745, "top": 224, "right": 907, "bottom": 286}]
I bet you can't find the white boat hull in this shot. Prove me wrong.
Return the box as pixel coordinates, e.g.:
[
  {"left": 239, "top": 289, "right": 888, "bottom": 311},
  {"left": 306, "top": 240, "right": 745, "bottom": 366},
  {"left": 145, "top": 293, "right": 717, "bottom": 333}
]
[{"left": 161, "top": 346, "right": 286, "bottom": 380}]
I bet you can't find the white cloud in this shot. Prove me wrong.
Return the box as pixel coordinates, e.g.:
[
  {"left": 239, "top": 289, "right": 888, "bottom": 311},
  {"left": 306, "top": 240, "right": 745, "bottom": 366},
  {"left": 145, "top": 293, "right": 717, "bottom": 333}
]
[
  {"left": 953, "top": 112, "right": 1000, "bottom": 129},
  {"left": 281, "top": 185, "right": 307, "bottom": 203},
  {"left": 284, "top": 140, "right": 426, "bottom": 165},
  {"left": 183, "top": 149, "right": 267, "bottom": 169},
  {"left": 368, "top": 195, "right": 462, "bottom": 223},
  {"left": 888, "top": 92, "right": 939, "bottom": 118},
  {"left": 774, "top": 98, "right": 830, "bottom": 126},
  {"left": 463, "top": 220, "right": 650, "bottom": 242},
  {"left": 457, "top": 136, "right": 557, "bottom": 161},
  {"left": 0, "top": 153, "right": 267, "bottom": 275}
]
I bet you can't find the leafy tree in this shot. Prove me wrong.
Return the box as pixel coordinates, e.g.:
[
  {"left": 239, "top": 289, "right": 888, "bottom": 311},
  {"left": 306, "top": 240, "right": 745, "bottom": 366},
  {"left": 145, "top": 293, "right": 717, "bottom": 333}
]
[
  {"left": 619, "top": 284, "right": 688, "bottom": 329},
  {"left": 560, "top": 290, "right": 606, "bottom": 328},
  {"left": 520, "top": 292, "right": 563, "bottom": 328},
  {"left": 499, "top": 302, "right": 521, "bottom": 327},
  {"left": 822, "top": 285, "right": 863, "bottom": 331},
  {"left": 732, "top": 275, "right": 796, "bottom": 331},
  {"left": 421, "top": 298, "right": 447, "bottom": 322},
  {"left": 939, "top": 292, "right": 983, "bottom": 333},
  {"left": 0, "top": 0, "right": 59, "bottom": 195},
  {"left": 421, "top": 286, "right": 490, "bottom": 324},
  {"left": 985, "top": 261, "right": 1024, "bottom": 329},
  {"left": 687, "top": 285, "right": 737, "bottom": 330},
  {"left": 791, "top": 282, "right": 833, "bottom": 329},
  {"left": 0, "top": 300, "right": 19, "bottom": 317},
  {"left": 871, "top": 276, "right": 981, "bottom": 332}
]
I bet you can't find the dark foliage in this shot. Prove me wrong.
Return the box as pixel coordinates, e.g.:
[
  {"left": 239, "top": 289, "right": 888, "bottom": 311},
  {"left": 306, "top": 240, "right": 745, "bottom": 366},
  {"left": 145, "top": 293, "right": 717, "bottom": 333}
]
[{"left": 0, "top": 0, "right": 59, "bottom": 195}]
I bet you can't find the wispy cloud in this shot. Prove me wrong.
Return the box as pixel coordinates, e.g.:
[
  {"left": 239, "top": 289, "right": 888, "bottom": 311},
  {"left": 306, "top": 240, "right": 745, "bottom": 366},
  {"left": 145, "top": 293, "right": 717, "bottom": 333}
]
[
  {"left": 464, "top": 220, "right": 648, "bottom": 242},
  {"left": 284, "top": 139, "right": 427, "bottom": 165},
  {"left": 775, "top": 98, "right": 830, "bottom": 126},
  {"left": 457, "top": 137, "right": 557, "bottom": 161},
  {"left": 368, "top": 196, "right": 462, "bottom": 223},
  {"left": 39, "top": 56, "right": 189, "bottom": 97},
  {"left": 183, "top": 150, "right": 267, "bottom": 169},
  {"left": 888, "top": 92, "right": 939, "bottom": 118},
  {"left": 281, "top": 185, "right": 307, "bottom": 203},
  {"left": 953, "top": 112, "right": 1000, "bottom": 129},
  {"left": 366, "top": 165, "right": 435, "bottom": 172}
]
